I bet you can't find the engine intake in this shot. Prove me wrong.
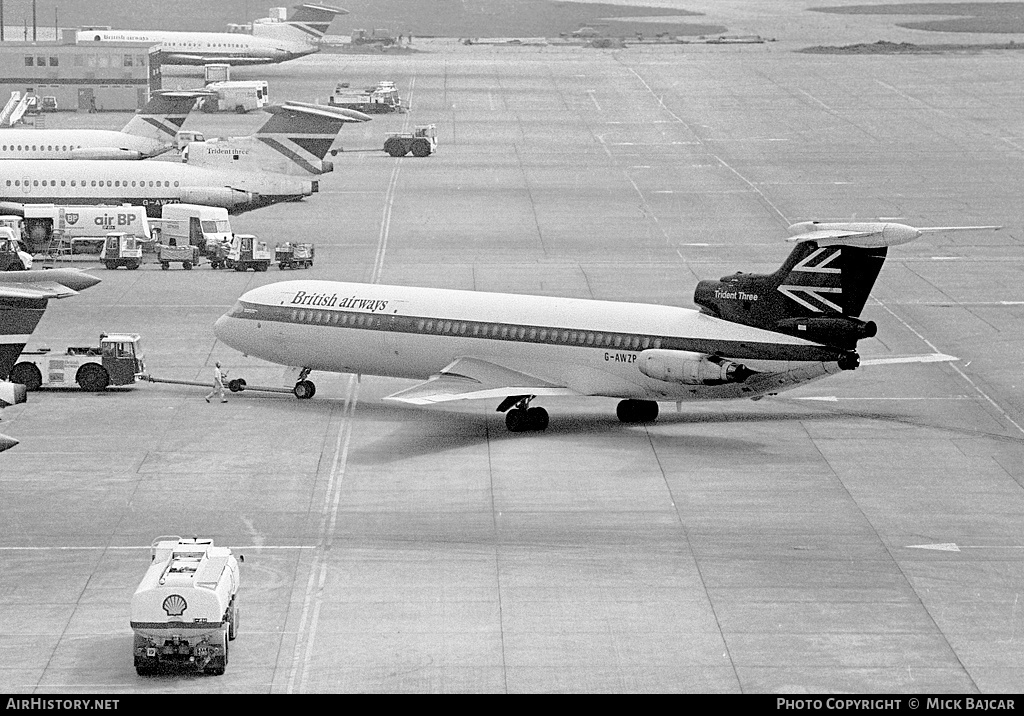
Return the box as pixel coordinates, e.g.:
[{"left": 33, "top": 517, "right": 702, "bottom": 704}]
[{"left": 638, "top": 349, "right": 754, "bottom": 386}]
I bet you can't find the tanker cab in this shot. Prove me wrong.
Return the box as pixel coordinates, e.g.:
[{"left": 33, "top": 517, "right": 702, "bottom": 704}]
[{"left": 100, "top": 333, "right": 145, "bottom": 385}]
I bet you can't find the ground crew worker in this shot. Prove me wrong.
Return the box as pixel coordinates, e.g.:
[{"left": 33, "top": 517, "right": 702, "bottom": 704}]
[{"left": 205, "top": 362, "right": 228, "bottom": 403}]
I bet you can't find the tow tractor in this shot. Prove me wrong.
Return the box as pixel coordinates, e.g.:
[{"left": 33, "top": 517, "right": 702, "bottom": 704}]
[
  {"left": 226, "top": 234, "right": 271, "bottom": 272},
  {"left": 0, "top": 227, "right": 32, "bottom": 270},
  {"left": 274, "top": 242, "right": 314, "bottom": 270},
  {"left": 384, "top": 124, "right": 437, "bottom": 157},
  {"left": 100, "top": 232, "right": 143, "bottom": 270},
  {"left": 9, "top": 333, "right": 145, "bottom": 391}
]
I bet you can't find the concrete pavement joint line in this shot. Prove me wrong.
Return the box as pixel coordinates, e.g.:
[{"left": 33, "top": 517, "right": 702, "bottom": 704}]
[
  {"left": 285, "top": 375, "right": 359, "bottom": 694},
  {"left": 483, "top": 411, "right": 509, "bottom": 693},
  {"left": 798, "top": 421, "right": 981, "bottom": 693},
  {"left": 874, "top": 298, "right": 1024, "bottom": 438},
  {"left": 513, "top": 144, "right": 548, "bottom": 256},
  {"left": 643, "top": 427, "right": 742, "bottom": 692},
  {"left": 618, "top": 60, "right": 790, "bottom": 228}
]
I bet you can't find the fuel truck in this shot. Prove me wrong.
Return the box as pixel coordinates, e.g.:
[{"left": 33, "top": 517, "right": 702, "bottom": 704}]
[{"left": 130, "top": 537, "right": 240, "bottom": 675}]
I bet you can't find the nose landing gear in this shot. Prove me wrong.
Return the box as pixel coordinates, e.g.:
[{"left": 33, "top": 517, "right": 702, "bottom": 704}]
[{"left": 293, "top": 368, "right": 316, "bottom": 399}]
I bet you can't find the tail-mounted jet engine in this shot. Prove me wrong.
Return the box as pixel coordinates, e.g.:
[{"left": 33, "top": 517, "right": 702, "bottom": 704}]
[{"left": 638, "top": 350, "right": 754, "bottom": 386}]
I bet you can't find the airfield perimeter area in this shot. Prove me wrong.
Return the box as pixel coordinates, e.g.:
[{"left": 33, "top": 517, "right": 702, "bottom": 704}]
[{"left": 2, "top": 13, "right": 1024, "bottom": 694}]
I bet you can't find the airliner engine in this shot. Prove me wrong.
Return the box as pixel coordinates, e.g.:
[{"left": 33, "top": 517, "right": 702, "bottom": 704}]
[
  {"left": 70, "top": 148, "right": 144, "bottom": 160},
  {"left": 638, "top": 350, "right": 753, "bottom": 386},
  {"left": 180, "top": 187, "right": 253, "bottom": 208}
]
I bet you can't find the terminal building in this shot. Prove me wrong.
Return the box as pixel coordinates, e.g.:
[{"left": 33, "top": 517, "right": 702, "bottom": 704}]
[{"left": 0, "top": 32, "right": 161, "bottom": 112}]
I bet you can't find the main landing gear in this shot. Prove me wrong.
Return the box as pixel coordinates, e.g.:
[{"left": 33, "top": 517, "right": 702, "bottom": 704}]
[
  {"left": 293, "top": 368, "right": 316, "bottom": 399},
  {"left": 497, "top": 395, "right": 549, "bottom": 432},
  {"left": 616, "top": 399, "right": 659, "bottom": 424}
]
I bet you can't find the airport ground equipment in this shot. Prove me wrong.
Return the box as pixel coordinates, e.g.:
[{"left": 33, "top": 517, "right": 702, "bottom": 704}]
[
  {"left": 201, "top": 80, "right": 269, "bottom": 114},
  {"left": 207, "top": 240, "right": 232, "bottom": 270},
  {"left": 150, "top": 204, "right": 232, "bottom": 257},
  {"left": 328, "top": 81, "right": 404, "bottom": 114},
  {"left": 131, "top": 536, "right": 240, "bottom": 676},
  {"left": 14, "top": 204, "right": 151, "bottom": 252},
  {"left": 227, "top": 234, "right": 272, "bottom": 272},
  {"left": 9, "top": 333, "right": 145, "bottom": 392},
  {"left": 384, "top": 124, "right": 437, "bottom": 157},
  {"left": 139, "top": 372, "right": 293, "bottom": 395},
  {"left": 0, "top": 228, "right": 32, "bottom": 270},
  {"left": 275, "top": 242, "right": 314, "bottom": 269},
  {"left": 100, "top": 233, "right": 143, "bottom": 270},
  {"left": 158, "top": 241, "right": 199, "bottom": 270}
]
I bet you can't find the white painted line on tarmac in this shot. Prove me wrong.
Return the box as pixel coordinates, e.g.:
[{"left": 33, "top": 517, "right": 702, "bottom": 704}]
[
  {"left": 908, "top": 543, "right": 1024, "bottom": 551},
  {"left": 586, "top": 89, "right": 601, "bottom": 111},
  {"left": 0, "top": 545, "right": 317, "bottom": 551}
]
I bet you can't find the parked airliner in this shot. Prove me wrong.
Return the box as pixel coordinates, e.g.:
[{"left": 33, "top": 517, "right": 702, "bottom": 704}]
[
  {"left": 0, "top": 267, "right": 102, "bottom": 452},
  {"left": 77, "top": 4, "right": 346, "bottom": 66},
  {"left": 215, "top": 222, "right": 990, "bottom": 431},
  {"left": 0, "top": 91, "right": 205, "bottom": 161},
  {"left": 0, "top": 102, "right": 364, "bottom": 216}
]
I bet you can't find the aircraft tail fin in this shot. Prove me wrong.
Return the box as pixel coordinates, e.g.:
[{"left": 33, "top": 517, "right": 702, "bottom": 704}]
[
  {"left": 183, "top": 102, "right": 370, "bottom": 176},
  {"left": 693, "top": 222, "right": 926, "bottom": 350},
  {"left": 120, "top": 90, "right": 209, "bottom": 151},
  {"left": 252, "top": 3, "right": 346, "bottom": 45}
]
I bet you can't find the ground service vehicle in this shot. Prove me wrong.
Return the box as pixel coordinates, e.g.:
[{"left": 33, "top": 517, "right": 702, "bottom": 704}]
[
  {"left": 150, "top": 204, "right": 232, "bottom": 256},
  {"left": 9, "top": 333, "right": 145, "bottom": 392},
  {"left": 131, "top": 537, "right": 240, "bottom": 676},
  {"left": 384, "top": 124, "right": 437, "bottom": 157},
  {"left": 41, "top": 96, "right": 58, "bottom": 112},
  {"left": 328, "top": 81, "right": 403, "bottom": 114},
  {"left": 17, "top": 204, "right": 151, "bottom": 252},
  {"left": 207, "top": 239, "right": 232, "bottom": 270},
  {"left": 201, "top": 81, "right": 269, "bottom": 113},
  {"left": 175, "top": 130, "right": 207, "bottom": 151},
  {"left": 100, "top": 233, "right": 143, "bottom": 269},
  {"left": 158, "top": 240, "right": 199, "bottom": 270},
  {"left": 227, "top": 234, "right": 271, "bottom": 271},
  {"left": 0, "top": 228, "right": 32, "bottom": 270},
  {"left": 275, "top": 242, "right": 314, "bottom": 269}
]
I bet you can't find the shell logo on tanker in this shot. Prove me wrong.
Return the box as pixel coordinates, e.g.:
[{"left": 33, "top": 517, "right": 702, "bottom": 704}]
[{"left": 162, "top": 594, "right": 188, "bottom": 617}]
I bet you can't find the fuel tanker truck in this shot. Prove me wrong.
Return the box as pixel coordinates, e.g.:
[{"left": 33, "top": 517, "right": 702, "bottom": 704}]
[{"left": 130, "top": 537, "right": 241, "bottom": 675}]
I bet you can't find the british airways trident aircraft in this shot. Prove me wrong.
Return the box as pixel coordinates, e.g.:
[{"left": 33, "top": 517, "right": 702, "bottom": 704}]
[{"left": 214, "top": 222, "right": 994, "bottom": 432}]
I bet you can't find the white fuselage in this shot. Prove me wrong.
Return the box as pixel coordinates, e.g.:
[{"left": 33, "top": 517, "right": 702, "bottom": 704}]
[
  {"left": 0, "top": 130, "right": 163, "bottom": 160},
  {"left": 1, "top": 160, "right": 316, "bottom": 216},
  {"left": 215, "top": 280, "right": 846, "bottom": 403},
  {"left": 76, "top": 30, "right": 314, "bottom": 65}
]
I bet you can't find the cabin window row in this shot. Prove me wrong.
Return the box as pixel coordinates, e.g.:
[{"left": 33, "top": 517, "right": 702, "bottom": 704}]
[
  {"left": 286, "top": 308, "right": 663, "bottom": 350},
  {"left": 6, "top": 179, "right": 178, "bottom": 188},
  {"left": 3, "top": 145, "right": 82, "bottom": 152}
]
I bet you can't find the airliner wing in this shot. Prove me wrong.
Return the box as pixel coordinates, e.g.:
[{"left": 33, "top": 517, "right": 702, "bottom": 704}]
[
  {"left": 384, "top": 357, "right": 579, "bottom": 405},
  {"left": 0, "top": 281, "right": 79, "bottom": 299},
  {"left": 860, "top": 353, "right": 958, "bottom": 366}
]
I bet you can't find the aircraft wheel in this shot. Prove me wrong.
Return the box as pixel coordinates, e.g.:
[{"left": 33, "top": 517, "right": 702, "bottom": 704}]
[
  {"left": 527, "top": 407, "right": 549, "bottom": 431},
  {"left": 228, "top": 378, "right": 246, "bottom": 393},
  {"left": 505, "top": 408, "right": 527, "bottom": 432},
  {"left": 76, "top": 364, "right": 110, "bottom": 392},
  {"left": 838, "top": 352, "right": 860, "bottom": 371},
  {"left": 616, "top": 399, "right": 659, "bottom": 424},
  {"left": 293, "top": 380, "right": 316, "bottom": 400},
  {"left": 10, "top": 362, "right": 42, "bottom": 391}
]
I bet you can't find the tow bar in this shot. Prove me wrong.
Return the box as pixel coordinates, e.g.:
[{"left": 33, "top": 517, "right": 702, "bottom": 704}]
[{"left": 137, "top": 374, "right": 295, "bottom": 395}]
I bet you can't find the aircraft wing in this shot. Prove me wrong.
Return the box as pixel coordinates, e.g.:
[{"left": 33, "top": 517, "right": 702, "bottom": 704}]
[
  {"left": 860, "top": 353, "right": 958, "bottom": 366},
  {"left": 0, "top": 281, "right": 79, "bottom": 300},
  {"left": 384, "top": 357, "right": 579, "bottom": 405}
]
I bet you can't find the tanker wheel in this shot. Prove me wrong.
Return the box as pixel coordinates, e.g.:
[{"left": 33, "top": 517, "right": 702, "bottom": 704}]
[
  {"left": 76, "top": 363, "right": 110, "bottom": 392},
  {"left": 10, "top": 362, "right": 42, "bottom": 391},
  {"left": 411, "top": 138, "right": 431, "bottom": 157},
  {"left": 228, "top": 603, "right": 239, "bottom": 640},
  {"left": 206, "top": 629, "right": 228, "bottom": 675},
  {"left": 134, "top": 657, "right": 156, "bottom": 676}
]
